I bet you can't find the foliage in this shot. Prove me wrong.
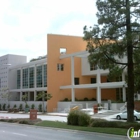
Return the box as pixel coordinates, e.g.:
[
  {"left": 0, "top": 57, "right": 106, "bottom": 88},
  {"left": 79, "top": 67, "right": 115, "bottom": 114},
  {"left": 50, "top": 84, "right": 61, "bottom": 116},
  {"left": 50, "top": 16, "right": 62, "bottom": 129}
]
[
  {"left": 0, "top": 88, "right": 11, "bottom": 102},
  {"left": 67, "top": 110, "right": 91, "bottom": 126},
  {"left": 83, "top": 97, "right": 89, "bottom": 101},
  {"left": 30, "top": 55, "right": 47, "bottom": 62},
  {"left": 38, "top": 104, "right": 42, "bottom": 112},
  {"left": 31, "top": 104, "right": 35, "bottom": 109},
  {"left": 25, "top": 104, "right": 29, "bottom": 108},
  {"left": 90, "top": 118, "right": 140, "bottom": 129},
  {"left": 7, "top": 104, "right": 10, "bottom": 109},
  {"left": 36, "top": 91, "right": 52, "bottom": 112},
  {"left": 19, "top": 104, "right": 23, "bottom": 111},
  {"left": 13, "top": 104, "right": 17, "bottom": 108},
  {"left": 22, "top": 93, "right": 28, "bottom": 104},
  {"left": 83, "top": 0, "right": 140, "bottom": 122},
  {"left": 2, "top": 104, "right": 6, "bottom": 110}
]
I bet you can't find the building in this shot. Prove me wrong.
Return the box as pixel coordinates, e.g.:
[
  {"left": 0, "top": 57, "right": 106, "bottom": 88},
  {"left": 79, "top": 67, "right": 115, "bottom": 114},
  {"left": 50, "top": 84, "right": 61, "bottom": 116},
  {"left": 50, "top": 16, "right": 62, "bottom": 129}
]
[
  {"left": 0, "top": 34, "right": 130, "bottom": 112},
  {"left": 47, "top": 34, "right": 127, "bottom": 112},
  {"left": 0, "top": 54, "right": 47, "bottom": 109}
]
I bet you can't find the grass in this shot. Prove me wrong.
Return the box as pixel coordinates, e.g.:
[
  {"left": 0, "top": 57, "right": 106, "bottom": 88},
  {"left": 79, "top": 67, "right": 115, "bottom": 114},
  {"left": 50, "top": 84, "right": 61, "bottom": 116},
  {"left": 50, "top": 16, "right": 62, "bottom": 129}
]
[{"left": 35, "top": 120, "right": 127, "bottom": 136}]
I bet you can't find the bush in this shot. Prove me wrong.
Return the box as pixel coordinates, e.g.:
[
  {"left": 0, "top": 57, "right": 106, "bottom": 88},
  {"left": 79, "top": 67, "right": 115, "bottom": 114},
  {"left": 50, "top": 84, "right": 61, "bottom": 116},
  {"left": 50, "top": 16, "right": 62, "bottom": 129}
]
[
  {"left": 13, "top": 104, "right": 17, "bottom": 108},
  {"left": 19, "top": 104, "right": 23, "bottom": 111},
  {"left": 3, "top": 104, "right": 6, "bottom": 110},
  {"left": 90, "top": 118, "right": 140, "bottom": 129},
  {"left": 67, "top": 110, "right": 91, "bottom": 126},
  {"left": 31, "top": 104, "right": 35, "bottom": 109},
  {"left": 78, "top": 111, "right": 91, "bottom": 126},
  {"left": 38, "top": 104, "right": 42, "bottom": 112},
  {"left": 67, "top": 110, "right": 79, "bottom": 125},
  {"left": 83, "top": 97, "right": 89, "bottom": 101}
]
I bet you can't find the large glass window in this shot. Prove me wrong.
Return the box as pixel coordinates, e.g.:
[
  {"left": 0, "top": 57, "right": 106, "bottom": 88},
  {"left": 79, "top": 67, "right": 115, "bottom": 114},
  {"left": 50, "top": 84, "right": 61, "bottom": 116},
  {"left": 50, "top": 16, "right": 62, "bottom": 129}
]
[
  {"left": 36, "top": 66, "right": 42, "bottom": 87},
  {"left": 22, "top": 68, "right": 28, "bottom": 88},
  {"left": 29, "top": 67, "right": 34, "bottom": 88},
  {"left": 17, "top": 70, "right": 20, "bottom": 89},
  {"left": 44, "top": 65, "right": 47, "bottom": 87}
]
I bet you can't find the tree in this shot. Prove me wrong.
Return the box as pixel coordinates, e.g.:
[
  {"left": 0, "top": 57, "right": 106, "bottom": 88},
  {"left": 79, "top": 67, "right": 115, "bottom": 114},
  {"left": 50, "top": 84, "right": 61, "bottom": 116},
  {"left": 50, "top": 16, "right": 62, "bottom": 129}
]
[
  {"left": 0, "top": 88, "right": 11, "bottom": 107},
  {"left": 36, "top": 91, "right": 52, "bottom": 113},
  {"left": 22, "top": 93, "right": 28, "bottom": 108},
  {"left": 83, "top": 0, "right": 140, "bottom": 122}
]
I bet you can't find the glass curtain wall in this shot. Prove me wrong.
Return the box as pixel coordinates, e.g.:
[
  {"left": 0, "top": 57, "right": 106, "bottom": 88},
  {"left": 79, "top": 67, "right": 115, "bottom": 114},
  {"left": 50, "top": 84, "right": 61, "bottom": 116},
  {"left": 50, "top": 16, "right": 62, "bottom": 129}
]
[
  {"left": 23, "top": 68, "right": 28, "bottom": 88},
  {"left": 29, "top": 67, "right": 34, "bottom": 88},
  {"left": 17, "top": 70, "right": 20, "bottom": 89}
]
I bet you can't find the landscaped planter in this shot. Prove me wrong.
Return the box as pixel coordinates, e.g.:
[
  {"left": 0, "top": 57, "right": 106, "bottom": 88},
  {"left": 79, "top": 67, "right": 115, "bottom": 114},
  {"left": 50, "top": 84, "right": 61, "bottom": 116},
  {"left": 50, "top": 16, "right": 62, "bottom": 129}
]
[{"left": 25, "top": 108, "right": 30, "bottom": 113}]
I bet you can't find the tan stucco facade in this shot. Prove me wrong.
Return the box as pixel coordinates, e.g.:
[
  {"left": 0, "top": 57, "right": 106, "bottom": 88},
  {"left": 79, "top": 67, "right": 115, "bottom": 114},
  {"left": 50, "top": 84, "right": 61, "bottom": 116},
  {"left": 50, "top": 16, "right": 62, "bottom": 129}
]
[{"left": 47, "top": 34, "right": 116, "bottom": 112}]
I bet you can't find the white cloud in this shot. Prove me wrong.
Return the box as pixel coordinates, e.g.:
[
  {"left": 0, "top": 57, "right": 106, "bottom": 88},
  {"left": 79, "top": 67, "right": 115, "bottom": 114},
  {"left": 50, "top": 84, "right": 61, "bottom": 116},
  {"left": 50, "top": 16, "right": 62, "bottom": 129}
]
[{"left": 0, "top": 0, "right": 97, "bottom": 62}]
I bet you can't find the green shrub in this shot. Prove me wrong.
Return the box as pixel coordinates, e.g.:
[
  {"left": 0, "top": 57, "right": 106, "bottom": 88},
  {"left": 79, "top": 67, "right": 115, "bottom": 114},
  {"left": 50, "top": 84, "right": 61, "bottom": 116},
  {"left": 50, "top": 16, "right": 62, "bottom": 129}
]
[
  {"left": 67, "top": 110, "right": 91, "bottom": 126},
  {"left": 25, "top": 104, "right": 29, "bottom": 108},
  {"left": 7, "top": 104, "right": 10, "bottom": 110},
  {"left": 83, "top": 97, "right": 89, "bottom": 101},
  {"left": 90, "top": 119, "right": 140, "bottom": 129},
  {"left": 3, "top": 104, "right": 6, "bottom": 110},
  {"left": 31, "top": 104, "right": 35, "bottom": 109},
  {"left": 19, "top": 104, "right": 23, "bottom": 111},
  {"left": 67, "top": 110, "right": 79, "bottom": 125},
  {"left": 38, "top": 104, "right": 42, "bottom": 112},
  {"left": 78, "top": 111, "right": 91, "bottom": 126},
  {"left": 13, "top": 104, "right": 17, "bottom": 108}
]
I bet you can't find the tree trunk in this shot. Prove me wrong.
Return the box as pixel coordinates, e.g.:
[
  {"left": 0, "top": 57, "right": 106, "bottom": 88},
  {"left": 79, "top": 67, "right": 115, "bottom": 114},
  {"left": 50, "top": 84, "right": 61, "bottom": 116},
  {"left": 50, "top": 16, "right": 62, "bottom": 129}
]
[{"left": 126, "top": 0, "right": 134, "bottom": 122}]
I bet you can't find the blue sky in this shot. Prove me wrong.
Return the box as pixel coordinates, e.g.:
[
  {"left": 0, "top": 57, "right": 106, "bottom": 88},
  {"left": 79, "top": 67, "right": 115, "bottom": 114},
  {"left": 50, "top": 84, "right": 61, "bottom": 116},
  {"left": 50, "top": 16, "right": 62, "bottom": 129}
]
[{"left": 0, "top": 0, "right": 97, "bottom": 62}]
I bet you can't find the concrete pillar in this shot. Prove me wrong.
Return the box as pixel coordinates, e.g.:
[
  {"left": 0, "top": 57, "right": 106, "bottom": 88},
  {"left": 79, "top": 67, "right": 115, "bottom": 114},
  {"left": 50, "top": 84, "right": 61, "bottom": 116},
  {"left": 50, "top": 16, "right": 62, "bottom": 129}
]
[
  {"left": 96, "top": 67, "right": 101, "bottom": 103},
  {"left": 34, "top": 90, "right": 36, "bottom": 101},
  {"left": 97, "top": 68, "right": 101, "bottom": 83},
  {"left": 71, "top": 56, "right": 75, "bottom": 102},
  {"left": 97, "top": 86, "right": 101, "bottom": 103},
  {"left": 122, "top": 72, "right": 126, "bottom": 101},
  {"left": 28, "top": 92, "right": 30, "bottom": 101},
  {"left": 42, "top": 65, "right": 44, "bottom": 87},
  {"left": 71, "top": 88, "right": 75, "bottom": 102},
  {"left": 20, "top": 92, "right": 22, "bottom": 101}
]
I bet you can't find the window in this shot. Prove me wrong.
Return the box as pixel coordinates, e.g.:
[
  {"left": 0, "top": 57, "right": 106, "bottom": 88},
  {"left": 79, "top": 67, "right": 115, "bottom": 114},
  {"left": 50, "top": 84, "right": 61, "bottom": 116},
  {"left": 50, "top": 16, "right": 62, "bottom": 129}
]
[
  {"left": 36, "top": 66, "right": 42, "bottom": 87},
  {"left": 44, "top": 65, "right": 47, "bottom": 87},
  {"left": 90, "top": 64, "right": 98, "bottom": 70},
  {"left": 22, "top": 68, "right": 28, "bottom": 88},
  {"left": 60, "top": 48, "right": 66, "bottom": 54},
  {"left": 74, "top": 77, "right": 79, "bottom": 85},
  {"left": 90, "top": 64, "right": 94, "bottom": 71},
  {"left": 29, "top": 67, "right": 34, "bottom": 88},
  {"left": 17, "top": 70, "right": 20, "bottom": 89},
  {"left": 91, "top": 78, "right": 96, "bottom": 84},
  {"left": 57, "top": 64, "right": 64, "bottom": 71}
]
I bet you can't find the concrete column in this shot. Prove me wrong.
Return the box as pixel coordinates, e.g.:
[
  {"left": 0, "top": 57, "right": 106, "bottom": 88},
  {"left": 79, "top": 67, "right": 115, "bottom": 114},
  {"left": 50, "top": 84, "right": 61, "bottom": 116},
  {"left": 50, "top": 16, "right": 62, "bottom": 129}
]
[
  {"left": 96, "top": 67, "right": 101, "bottom": 103},
  {"left": 28, "top": 91, "right": 30, "bottom": 101},
  {"left": 34, "top": 90, "right": 36, "bottom": 101},
  {"left": 71, "top": 56, "right": 75, "bottom": 102},
  {"left": 34, "top": 65, "right": 36, "bottom": 88},
  {"left": 71, "top": 88, "right": 75, "bottom": 102},
  {"left": 122, "top": 72, "right": 126, "bottom": 101},
  {"left": 20, "top": 92, "right": 22, "bottom": 101},
  {"left": 97, "top": 86, "right": 101, "bottom": 103},
  {"left": 20, "top": 68, "right": 23, "bottom": 89},
  {"left": 42, "top": 65, "right": 44, "bottom": 87},
  {"left": 97, "top": 68, "right": 101, "bottom": 84}
]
